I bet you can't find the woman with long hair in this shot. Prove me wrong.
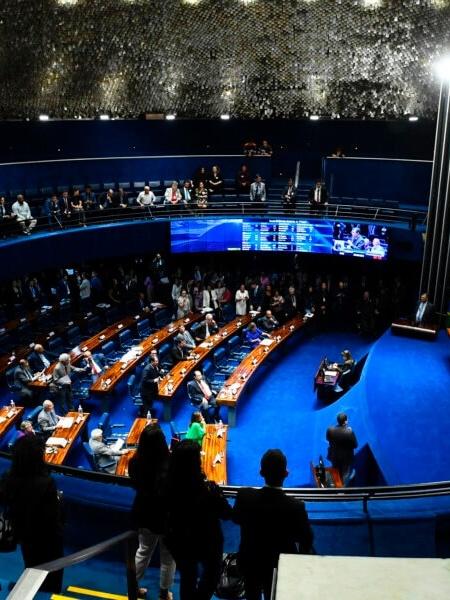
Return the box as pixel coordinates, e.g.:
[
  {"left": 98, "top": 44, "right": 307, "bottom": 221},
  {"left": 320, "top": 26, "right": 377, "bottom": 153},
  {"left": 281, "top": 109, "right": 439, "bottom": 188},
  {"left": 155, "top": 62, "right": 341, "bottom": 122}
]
[
  {"left": 129, "top": 424, "right": 176, "bottom": 600},
  {"left": 0, "top": 436, "right": 64, "bottom": 592},
  {"left": 166, "top": 440, "right": 231, "bottom": 600}
]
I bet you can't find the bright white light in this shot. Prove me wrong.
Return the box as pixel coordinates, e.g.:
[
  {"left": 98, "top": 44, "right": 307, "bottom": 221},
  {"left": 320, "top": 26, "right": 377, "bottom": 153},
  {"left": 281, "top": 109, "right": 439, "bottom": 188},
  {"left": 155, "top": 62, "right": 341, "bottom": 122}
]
[
  {"left": 99, "top": 114, "right": 110, "bottom": 120},
  {"left": 220, "top": 114, "right": 230, "bottom": 120},
  {"left": 361, "top": 0, "right": 382, "bottom": 8},
  {"left": 182, "top": 0, "right": 202, "bottom": 4},
  {"left": 240, "top": 0, "right": 258, "bottom": 5},
  {"left": 409, "top": 116, "right": 419, "bottom": 122},
  {"left": 56, "top": 0, "right": 79, "bottom": 6},
  {"left": 435, "top": 56, "right": 450, "bottom": 82},
  {"left": 165, "top": 114, "right": 176, "bottom": 121},
  {"left": 309, "top": 115, "right": 320, "bottom": 121},
  {"left": 39, "top": 114, "right": 49, "bottom": 121}
]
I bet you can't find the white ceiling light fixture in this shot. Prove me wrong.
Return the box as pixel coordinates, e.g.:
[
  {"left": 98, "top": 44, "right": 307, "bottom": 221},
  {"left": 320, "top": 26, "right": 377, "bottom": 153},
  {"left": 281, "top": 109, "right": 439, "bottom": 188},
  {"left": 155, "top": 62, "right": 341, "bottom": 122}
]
[
  {"left": 408, "top": 116, "right": 419, "bottom": 122},
  {"left": 309, "top": 115, "right": 320, "bottom": 121},
  {"left": 99, "top": 114, "right": 110, "bottom": 120},
  {"left": 165, "top": 114, "right": 176, "bottom": 121},
  {"left": 435, "top": 56, "right": 450, "bottom": 82},
  {"left": 220, "top": 114, "right": 230, "bottom": 120},
  {"left": 38, "top": 114, "right": 49, "bottom": 121}
]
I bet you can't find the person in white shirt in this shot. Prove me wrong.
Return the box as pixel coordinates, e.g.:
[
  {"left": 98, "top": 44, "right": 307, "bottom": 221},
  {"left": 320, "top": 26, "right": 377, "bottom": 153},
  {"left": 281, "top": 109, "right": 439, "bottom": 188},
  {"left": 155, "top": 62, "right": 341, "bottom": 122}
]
[
  {"left": 367, "top": 238, "right": 385, "bottom": 258},
  {"left": 177, "top": 289, "right": 191, "bottom": 318},
  {"left": 235, "top": 284, "right": 249, "bottom": 316},
  {"left": 136, "top": 186, "right": 156, "bottom": 208},
  {"left": 79, "top": 273, "right": 91, "bottom": 302},
  {"left": 249, "top": 175, "right": 267, "bottom": 203},
  {"left": 171, "top": 278, "right": 182, "bottom": 309},
  {"left": 12, "top": 195, "right": 37, "bottom": 235},
  {"left": 164, "top": 182, "right": 182, "bottom": 206}
]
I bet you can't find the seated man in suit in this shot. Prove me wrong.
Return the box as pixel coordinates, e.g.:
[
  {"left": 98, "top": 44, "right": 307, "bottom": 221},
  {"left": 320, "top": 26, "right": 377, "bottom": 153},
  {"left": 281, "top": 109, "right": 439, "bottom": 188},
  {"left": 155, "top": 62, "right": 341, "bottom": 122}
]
[
  {"left": 233, "top": 449, "right": 313, "bottom": 600},
  {"left": 195, "top": 313, "right": 219, "bottom": 342},
  {"left": 347, "top": 227, "right": 365, "bottom": 251},
  {"left": 13, "top": 359, "right": 35, "bottom": 404},
  {"left": 413, "top": 292, "right": 435, "bottom": 326},
  {"left": 178, "top": 324, "right": 196, "bottom": 350},
  {"left": 37, "top": 399, "right": 61, "bottom": 436},
  {"left": 180, "top": 180, "right": 194, "bottom": 204},
  {"left": 259, "top": 310, "right": 279, "bottom": 333},
  {"left": 171, "top": 335, "right": 194, "bottom": 364},
  {"left": 28, "top": 344, "right": 56, "bottom": 374},
  {"left": 326, "top": 413, "right": 358, "bottom": 486},
  {"left": 43, "top": 195, "right": 62, "bottom": 227},
  {"left": 88, "top": 428, "right": 128, "bottom": 474},
  {"left": 187, "top": 370, "right": 219, "bottom": 422},
  {"left": 282, "top": 177, "right": 297, "bottom": 209},
  {"left": 81, "top": 350, "right": 105, "bottom": 382}
]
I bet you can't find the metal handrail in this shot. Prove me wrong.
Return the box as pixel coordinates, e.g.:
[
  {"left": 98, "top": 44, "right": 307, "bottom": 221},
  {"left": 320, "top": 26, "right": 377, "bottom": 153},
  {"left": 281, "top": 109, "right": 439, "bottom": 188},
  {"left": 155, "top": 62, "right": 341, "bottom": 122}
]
[
  {"left": 7, "top": 530, "right": 138, "bottom": 600},
  {"left": 0, "top": 200, "right": 427, "bottom": 246}
]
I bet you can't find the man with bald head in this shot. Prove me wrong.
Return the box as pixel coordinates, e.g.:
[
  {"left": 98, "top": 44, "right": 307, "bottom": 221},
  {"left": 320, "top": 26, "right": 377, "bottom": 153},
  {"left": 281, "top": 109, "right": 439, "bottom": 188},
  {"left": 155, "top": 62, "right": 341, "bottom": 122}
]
[
  {"left": 136, "top": 185, "right": 156, "bottom": 208},
  {"left": 195, "top": 313, "right": 219, "bottom": 342},
  {"left": 52, "top": 353, "right": 87, "bottom": 413},
  {"left": 38, "top": 399, "right": 61, "bottom": 435}
]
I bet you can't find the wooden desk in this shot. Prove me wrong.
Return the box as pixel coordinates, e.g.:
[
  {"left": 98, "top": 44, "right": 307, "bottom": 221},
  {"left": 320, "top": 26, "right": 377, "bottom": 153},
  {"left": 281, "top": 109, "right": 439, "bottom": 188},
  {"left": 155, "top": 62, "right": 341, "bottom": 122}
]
[
  {"left": 90, "top": 313, "right": 203, "bottom": 397},
  {"left": 447, "top": 328, "right": 450, "bottom": 337},
  {"left": 310, "top": 461, "right": 343, "bottom": 488},
  {"left": 157, "top": 314, "right": 253, "bottom": 420},
  {"left": 44, "top": 411, "right": 90, "bottom": 465},
  {"left": 0, "top": 405, "right": 24, "bottom": 440},
  {"left": 391, "top": 319, "right": 438, "bottom": 340},
  {"left": 29, "top": 315, "right": 140, "bottom": 390},
  {"left": 217, "top": 315, "right": 306, "bottom": 426},
  {"left": 314, "top": 358, "right": 340, "bottom": 397},
  {"left": 202, "top": 423, "right": 228, "bottom": 485},
  {"left": 115, "top": 417, "right": 158, "bottom": 476}
]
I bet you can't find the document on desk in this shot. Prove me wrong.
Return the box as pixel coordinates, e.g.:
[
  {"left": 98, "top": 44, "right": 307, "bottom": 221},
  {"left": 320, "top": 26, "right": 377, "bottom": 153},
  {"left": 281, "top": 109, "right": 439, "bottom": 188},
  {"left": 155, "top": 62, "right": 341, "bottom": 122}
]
[
  {"left": 260, "top": 338, "right": 275, "bottom": 346},
  {"left": 111, "top": 438, "right": 124, "bottom": 452},
  {"left": 324, "top": 370, "right": 338, "bottom": 377},
  {"left": 46, "top": 437, "right": 68, "bottom": 448},
  {"left": 0, "top": 416, "right": 6, "bottom": 424},
  {"left": 58, "top": 417, "right": 74, "bottom": 429}
]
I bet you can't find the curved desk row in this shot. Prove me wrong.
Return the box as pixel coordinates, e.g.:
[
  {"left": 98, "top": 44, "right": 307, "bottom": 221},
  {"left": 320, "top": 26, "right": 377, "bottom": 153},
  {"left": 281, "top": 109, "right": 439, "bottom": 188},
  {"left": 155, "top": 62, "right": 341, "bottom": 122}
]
[
  {"left": 90, "top": 313, "right": 203, "bottom": 395},
  {"left": 44, "top": 411, "right": 90, "bottom": 465},
  {"left": 217, "top": 315, "right": 306, "bottom": 426},
  {"left": 157, "top": 314, "right": 254, "bottom": 420}
]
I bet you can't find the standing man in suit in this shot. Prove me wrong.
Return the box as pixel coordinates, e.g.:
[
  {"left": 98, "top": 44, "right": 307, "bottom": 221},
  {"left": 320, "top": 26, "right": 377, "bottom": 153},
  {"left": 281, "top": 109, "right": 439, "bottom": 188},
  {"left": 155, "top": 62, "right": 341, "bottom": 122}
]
[
  {"left": 28, "top": 344, "right": 55, "bottom": 374},
  {"left": 284, "top": 285, "right": 301, "bottom": 319},
  {"left": 282, "top": 178, "right": 297, "bottom": 209},
  {"left": 233, "top": 449, "right": 313, "bottom": 600},
  {"left": 179, "top": 180, "right": 194, "bottom": 205},
  {"left": 414, "top": 292, "right": 435, "bottom": 325},
  {"left": 52, "top": 353, "right": 87, "bottom": 414},
  {"left": 308, "top": 181, "right": 328, "bottom": 213},
  {"left": 249, "top": 281, "right": 263, "bottom": 312},
  {"left": 187, "top": 370, "right": 219, "bottom": 422},
  {"left": 326, "top": 413, "right": 358, "bottom": 486},
  {"left": 139, "top": 354, "right": 164, "bottom": 417},
  {"left": 13, "top": 359, "right": 35, "bottom": 404},
  {"left": 250, "top": 175, "right": 266, "bottom": 203}
]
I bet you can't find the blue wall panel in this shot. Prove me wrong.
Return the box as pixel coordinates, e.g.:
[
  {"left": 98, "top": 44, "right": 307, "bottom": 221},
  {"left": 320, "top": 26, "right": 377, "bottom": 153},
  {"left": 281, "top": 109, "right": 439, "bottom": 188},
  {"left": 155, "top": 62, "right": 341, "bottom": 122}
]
[{"left": 323, "top": 158, "right": 432, "bottom": 206}]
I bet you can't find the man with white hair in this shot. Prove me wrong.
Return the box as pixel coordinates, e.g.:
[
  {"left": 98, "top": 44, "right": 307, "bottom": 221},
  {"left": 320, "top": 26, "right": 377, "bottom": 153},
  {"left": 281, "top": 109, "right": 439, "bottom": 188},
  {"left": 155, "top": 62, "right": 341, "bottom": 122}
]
[
  {"left": 136, "top": 185, "right": 156, "bottom": 208},
  {"left": 52, "top": 353, "right": 87, "bottom": 413},
  {"left": 195, "top": 312, "right": 219, "bottom": 342},
  {"left": 89, "top": 428, "right": 128, "bottom": 474},
  {"left": 11, "top": 194, "right": 37, "bottom": 235},
  {"left": 38, "top": 400, "right": 61, "bottom": 435}
]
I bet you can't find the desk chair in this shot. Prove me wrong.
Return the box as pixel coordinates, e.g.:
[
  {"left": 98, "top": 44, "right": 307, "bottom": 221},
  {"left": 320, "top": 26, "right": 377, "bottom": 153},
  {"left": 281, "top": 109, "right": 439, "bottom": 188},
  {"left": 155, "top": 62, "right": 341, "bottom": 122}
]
[
  {"left": 118, "top": 328, "right": 133, "bottom": 350},
  {"left": 136, "top": 318, "right": 151, "bottom": 339},
  {"left": 87, "top": 316, "right": 101, "bottom": 335},
  {"left": 127, "top": 374, "right": 142, "bottom": 408},
  {"left": 169, "top": 421, "right": 187, "bottom": 448},
  {"left": 82, "top": 442, "right": 117, "bottom": 473}
]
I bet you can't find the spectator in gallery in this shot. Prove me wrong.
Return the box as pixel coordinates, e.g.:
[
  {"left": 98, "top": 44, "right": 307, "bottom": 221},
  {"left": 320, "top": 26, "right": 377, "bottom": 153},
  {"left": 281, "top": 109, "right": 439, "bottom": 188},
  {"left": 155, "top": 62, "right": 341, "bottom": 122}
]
[
  {"left": 180, "top": 179, "right": 194, "bottom": 204},
  {"left": 413, "top": 292, "right": 435, "bottom": 326},
  {"left": 82, "top": 185, "right": 98, "bottom": 210},
  {"left": 165, "top": 440, "right": 231, "bottom": 600},
  {"left": 208, "top": 165, "right": 223, "bottom": 194},
  {"left": 195, "top": 181, "right": 208, "bottom": 208},
  {"left": 258, "top": 139, "right": 273, "bottom": 156},
  {"left": 136, "top": 185, "right": 156, "bottom": 208},
  {"left": 243, "top": 139, "right": 257, "bottom": 156},
  {"left": 165, "top": 181, "right": 182, "bottom": 206},
  {"left": 129, "top": 423, "right": 176, "bottom": 600},
  {"left": 233, "top": 449, "right": 313, "bottom": 600},
  {"left": 235, "top": 283, "right": 249, "bottom": 315},
  {"left": 70, "top": 189, "right": 86, "bottom": 226},
  {"left": 326, "top": 413, "right": 358, "bottom": 486},
  {"left": 100, "top": 188, "right": 114, "bottom": 210},
  {"left": 282, "top": 177, "right": 297, "bottom": 208},
  {"left": 332, "top": 146, "right": 346, "bottom": 157},
  {"left": 59, "top": 190, "right": 71, "bottom": 217},
  {"left": 250, "top": 174, "right": 267, "bottom": 203},
  {"left": 236, "top": 164, "right": 251, "bottom": 195},
  {"left": 0, "top": 435, "right": 64, "bottom": 593},
  {"left": 112, "top": 187, "right": 128, "bottom": 209},
  {"left": 308, "top": 181, "right": 328, "bottom": 211},
  {"left": 11, "top": 195, "right": 37, "bottom": 235},
  {"left": 44, "top": 194, "right": 61, "bottom": 226},
  {"left": 193, "top": 166, "right": 208, "bottom": 189}
]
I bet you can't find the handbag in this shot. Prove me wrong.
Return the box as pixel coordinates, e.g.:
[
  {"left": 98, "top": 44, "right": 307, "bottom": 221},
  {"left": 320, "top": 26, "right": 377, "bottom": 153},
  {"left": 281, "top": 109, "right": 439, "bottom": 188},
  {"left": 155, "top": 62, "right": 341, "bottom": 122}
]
[
  {"left": 215, "top": 552, "right": 245, "bottom": 599},
  {"left": 0, "top": 506, "right": 17, "bottom": 552}
]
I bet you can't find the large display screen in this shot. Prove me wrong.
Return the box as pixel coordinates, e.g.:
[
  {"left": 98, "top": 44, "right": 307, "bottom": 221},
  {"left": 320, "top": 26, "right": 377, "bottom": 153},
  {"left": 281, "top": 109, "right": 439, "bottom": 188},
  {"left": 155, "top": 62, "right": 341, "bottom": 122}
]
[{"left": 170, "top": 218, "right": 388, "bottom": 259}]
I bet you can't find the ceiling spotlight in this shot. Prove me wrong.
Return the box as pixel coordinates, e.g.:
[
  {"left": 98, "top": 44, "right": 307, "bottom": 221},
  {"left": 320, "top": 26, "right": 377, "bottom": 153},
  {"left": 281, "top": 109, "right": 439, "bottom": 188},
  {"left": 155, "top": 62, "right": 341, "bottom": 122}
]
[
  {"left": 99, "top": 114, "right": 110, "bottom": 120},
  {"left": 309, "top": 115, "right": 320, "bottom": 121},
  {"left": 435, "top": 56, "right": 450, "bottom": 82},
  {"left": 165, "top": 114, "right": 176, "bottom": 121},
  {"left": 38, "top": 114, "right": 49, "bottom": 121},
  {"left": 408, "top": 116, "right": 419, "bottom": 122},
  {"left": 220, "top": 114, "right": 230, "bottom": 120}
]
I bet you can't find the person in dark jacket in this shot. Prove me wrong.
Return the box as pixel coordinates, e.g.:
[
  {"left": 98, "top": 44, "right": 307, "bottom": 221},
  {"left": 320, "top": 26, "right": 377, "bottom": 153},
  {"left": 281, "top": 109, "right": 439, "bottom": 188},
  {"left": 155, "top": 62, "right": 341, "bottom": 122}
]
[
  {"left": 139, "top": 354, "right": 164, "bottom": 417},
  {"left": 129, "top": 423, "right": 175, "bottom": 600},
  {"left": 233, "top": 449, "right": 313, "bottom": 600},
  {"left": 0, "top": 436, "right": 64, "bottom": 593},
  {"left": 326, "top": 412, "right": 358, "bottom": 485},
  {"left": 166, "top": 440, "right": 232, "bottom": 600}
]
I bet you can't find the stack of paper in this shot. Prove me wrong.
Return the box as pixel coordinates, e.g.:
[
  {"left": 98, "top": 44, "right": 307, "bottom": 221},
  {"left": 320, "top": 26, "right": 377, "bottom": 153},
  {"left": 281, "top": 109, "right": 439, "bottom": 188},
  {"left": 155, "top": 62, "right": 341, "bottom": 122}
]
[{"left": 46, "top": 437, "right": 68, "bottom": 448}]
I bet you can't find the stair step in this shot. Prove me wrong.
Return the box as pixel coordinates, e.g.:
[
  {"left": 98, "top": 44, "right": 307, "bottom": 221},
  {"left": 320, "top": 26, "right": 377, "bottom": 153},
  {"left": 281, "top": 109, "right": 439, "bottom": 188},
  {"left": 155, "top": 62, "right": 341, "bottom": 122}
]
[
  {"left": 65, "top": 587, "right": 128, "bottom": 600},
  {"left": 51, "top": 595, "right": 83, "bottom": 600}
]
